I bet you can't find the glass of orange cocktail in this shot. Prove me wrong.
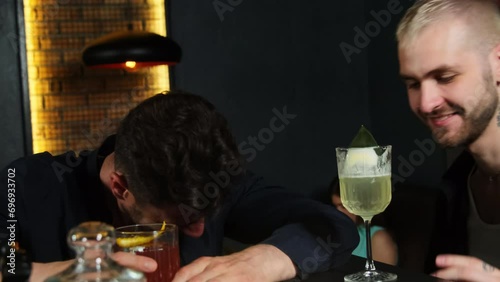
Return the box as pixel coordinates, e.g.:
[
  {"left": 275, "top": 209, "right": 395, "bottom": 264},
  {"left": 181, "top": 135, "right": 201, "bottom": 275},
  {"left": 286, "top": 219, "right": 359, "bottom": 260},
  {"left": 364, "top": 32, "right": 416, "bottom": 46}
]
[{"left": 116, "top": 223, "right": 180, "bottom": 282}]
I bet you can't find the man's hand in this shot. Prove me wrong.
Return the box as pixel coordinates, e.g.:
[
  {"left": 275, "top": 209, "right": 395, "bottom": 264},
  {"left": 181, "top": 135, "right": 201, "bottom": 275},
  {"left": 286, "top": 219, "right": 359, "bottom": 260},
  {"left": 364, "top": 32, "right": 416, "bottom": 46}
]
[
  {"left": 432, "top": 254, "right": 500, "bottom": 282},
  {"left": 29, "top": 260, "right": 73, "bottom": 282},
  {"left": 172, "top": 244, "right": 297, "bottom": 282},
  {"left": 29, "top": 252, "right": 157, "bottom": 282}
]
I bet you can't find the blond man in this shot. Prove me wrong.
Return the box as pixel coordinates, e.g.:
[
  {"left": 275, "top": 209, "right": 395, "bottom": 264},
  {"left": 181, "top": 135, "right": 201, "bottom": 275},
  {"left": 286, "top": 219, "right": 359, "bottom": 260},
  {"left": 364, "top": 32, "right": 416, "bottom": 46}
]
[{"left": 397, "top": 0, "right": 500, "bottom": 281}]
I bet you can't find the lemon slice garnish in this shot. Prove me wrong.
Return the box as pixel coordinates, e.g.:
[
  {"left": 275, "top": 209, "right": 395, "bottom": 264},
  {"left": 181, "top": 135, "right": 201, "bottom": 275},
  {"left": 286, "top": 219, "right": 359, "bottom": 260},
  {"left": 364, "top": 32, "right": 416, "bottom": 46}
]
[{"left": 116, "top": 221, "right": 167, "bottom": 248}]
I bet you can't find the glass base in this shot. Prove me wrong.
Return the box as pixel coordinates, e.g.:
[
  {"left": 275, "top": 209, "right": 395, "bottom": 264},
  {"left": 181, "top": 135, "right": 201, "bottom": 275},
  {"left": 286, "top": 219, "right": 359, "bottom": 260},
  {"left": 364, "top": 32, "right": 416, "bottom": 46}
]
[{"left": 344, "top": 270, "right": 397, "bottom": 282}]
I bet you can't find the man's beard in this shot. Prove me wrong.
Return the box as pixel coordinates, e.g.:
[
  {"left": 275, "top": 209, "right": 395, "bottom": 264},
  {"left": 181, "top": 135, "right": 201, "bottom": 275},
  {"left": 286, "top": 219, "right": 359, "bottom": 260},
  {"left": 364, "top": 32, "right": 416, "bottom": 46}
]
[
  {"left": 125, "top": 203, "right": 144, "bottom": 224},
  {"left": 421, "top": 73, "right": 499, "bottom": 148}
]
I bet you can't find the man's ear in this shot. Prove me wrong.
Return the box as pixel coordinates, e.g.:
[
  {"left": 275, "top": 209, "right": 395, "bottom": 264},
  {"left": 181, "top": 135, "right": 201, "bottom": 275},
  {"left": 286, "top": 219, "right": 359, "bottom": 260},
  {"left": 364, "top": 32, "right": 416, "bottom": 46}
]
[
  {"left": 491, "top": 43, "right": 500, "bottom": 85},
  {"left": 110, "top": 172, "right": 129, "bottom": 200}
]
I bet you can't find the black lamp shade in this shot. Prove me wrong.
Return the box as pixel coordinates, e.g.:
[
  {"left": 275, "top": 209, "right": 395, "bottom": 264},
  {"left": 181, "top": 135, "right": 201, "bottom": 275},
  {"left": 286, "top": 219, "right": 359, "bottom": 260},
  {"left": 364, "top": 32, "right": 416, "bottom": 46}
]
[{"left": 82, "top": 31, "right": 182, "bottom": 69}]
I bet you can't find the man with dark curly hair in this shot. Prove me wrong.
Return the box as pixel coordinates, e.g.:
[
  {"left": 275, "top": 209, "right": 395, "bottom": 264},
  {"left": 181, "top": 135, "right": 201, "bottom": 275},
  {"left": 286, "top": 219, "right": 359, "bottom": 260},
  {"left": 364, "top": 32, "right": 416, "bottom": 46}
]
[{"left": 0, "top": 90, "right": 358, "bottom": 281}]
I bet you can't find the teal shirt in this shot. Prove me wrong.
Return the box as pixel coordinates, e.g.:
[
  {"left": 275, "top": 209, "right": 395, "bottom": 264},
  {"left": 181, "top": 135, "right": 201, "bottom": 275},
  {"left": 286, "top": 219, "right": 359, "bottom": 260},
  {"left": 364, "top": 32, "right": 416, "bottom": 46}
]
[{"left": 352, "top": 225, "right": 385, "bottom": 258}]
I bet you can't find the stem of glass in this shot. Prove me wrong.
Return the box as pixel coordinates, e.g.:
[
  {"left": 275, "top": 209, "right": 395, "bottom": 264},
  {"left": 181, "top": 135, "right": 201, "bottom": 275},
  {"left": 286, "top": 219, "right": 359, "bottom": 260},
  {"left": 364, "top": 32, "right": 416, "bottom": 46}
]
[{"left": 364, "top": 219, "right": 376, "bottom": 272}]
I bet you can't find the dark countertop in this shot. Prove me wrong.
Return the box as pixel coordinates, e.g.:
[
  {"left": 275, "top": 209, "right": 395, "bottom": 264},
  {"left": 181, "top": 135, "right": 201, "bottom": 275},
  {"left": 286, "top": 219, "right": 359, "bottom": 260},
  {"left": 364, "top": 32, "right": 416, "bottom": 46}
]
[{"left": 306, "top": 255, "right": 447, "bottom": 281}]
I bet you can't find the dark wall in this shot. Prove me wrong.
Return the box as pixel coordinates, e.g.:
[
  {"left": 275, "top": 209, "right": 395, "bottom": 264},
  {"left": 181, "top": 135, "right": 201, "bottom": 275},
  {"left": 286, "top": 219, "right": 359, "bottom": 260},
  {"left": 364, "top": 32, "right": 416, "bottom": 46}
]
[
  {"left": 169, "top": 0, "right": 447, "bottom": 196},
  {"left": 0, "top": 0, "right": 447, "bottom": 193},
  {"left": 0, "top": 0, "right": 27, "bottom": 169},
  {"left": 170, "top": 1, "right": 374, "bottom": 196}
]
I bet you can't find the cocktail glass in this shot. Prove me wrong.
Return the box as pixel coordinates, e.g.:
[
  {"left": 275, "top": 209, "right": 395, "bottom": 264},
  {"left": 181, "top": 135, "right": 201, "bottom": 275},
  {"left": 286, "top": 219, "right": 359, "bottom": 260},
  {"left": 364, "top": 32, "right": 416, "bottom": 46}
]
[
  {"left": 336, "top": 146, "right": 397, "bottom": 282},
  {"left": 116, "top": 223, "right": 180, "bottom": 282}
]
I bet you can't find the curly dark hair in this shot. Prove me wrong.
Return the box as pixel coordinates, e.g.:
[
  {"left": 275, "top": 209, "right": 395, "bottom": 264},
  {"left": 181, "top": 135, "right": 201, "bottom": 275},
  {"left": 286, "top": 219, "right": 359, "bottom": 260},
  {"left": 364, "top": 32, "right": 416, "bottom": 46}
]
[{"left": 114, "top": 90, "right": 243, "bottom": 219}]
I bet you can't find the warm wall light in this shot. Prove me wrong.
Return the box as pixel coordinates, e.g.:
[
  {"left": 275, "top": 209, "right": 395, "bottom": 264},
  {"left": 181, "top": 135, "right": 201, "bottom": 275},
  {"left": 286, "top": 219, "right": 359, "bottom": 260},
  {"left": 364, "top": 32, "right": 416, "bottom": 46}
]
[
  {"left": 23, "top": 0, "right": 171, "bottom": 154},
  {"left": 82, "top": 31, "right": 181, "bottom": 69},
  {"left": 125, "top": 61, "right": 137, "bottom": 68}
]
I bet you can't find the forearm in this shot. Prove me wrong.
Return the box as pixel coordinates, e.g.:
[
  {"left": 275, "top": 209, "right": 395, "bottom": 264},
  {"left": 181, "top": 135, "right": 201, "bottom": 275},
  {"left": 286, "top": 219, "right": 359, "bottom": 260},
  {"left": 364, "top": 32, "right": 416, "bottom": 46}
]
[
  {"left": 246, "top": 244, "right": 297, "bottom": 281},
  {"left": 262, "top": 222, "right": 358, "bottom": 278},
  {"left": 225, "top": 174, "right": 358, "bottom": 276}
]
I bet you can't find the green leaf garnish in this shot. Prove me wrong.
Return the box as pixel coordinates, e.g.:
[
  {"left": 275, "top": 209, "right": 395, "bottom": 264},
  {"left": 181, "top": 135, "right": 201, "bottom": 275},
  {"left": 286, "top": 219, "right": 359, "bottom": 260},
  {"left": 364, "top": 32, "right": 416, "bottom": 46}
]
[
  {"left": 349, "top": 125, "right": 386, "bottom": 155},
  {"left": 349, "top": 125, "right": 378, "bottom": 148}
]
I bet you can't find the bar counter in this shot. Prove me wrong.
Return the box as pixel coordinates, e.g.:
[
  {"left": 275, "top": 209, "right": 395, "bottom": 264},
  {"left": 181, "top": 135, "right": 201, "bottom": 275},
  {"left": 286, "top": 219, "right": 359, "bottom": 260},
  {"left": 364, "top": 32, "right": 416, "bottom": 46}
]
[{"left": 306, "top": 255, "right": 446, "bottom": 281}]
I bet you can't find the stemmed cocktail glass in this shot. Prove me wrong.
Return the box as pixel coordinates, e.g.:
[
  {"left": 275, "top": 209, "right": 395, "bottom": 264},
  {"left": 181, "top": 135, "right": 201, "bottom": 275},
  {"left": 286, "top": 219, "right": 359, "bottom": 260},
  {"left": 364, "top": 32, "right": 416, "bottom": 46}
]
[{"left": 336, "top": 146, "right": 397, "bottom": 282}]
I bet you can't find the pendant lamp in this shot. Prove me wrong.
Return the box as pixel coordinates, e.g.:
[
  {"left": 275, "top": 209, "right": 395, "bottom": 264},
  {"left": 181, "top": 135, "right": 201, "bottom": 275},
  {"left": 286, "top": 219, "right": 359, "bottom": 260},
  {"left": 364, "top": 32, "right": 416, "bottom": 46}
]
[{"left": 82, "top": 31, "right": 182, "bottom": 69}]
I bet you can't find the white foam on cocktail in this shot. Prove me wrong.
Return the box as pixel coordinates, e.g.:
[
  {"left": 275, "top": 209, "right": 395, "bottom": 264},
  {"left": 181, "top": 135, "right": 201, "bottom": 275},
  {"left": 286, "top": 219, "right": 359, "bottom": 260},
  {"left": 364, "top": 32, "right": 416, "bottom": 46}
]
[{"left": 343, "top": 147, "right": 389, "bottom": 177}]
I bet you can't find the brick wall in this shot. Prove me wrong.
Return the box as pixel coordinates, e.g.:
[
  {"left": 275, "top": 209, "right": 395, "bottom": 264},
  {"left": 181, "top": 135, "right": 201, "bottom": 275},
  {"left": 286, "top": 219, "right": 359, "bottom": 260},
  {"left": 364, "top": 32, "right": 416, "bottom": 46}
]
[{"left": 24, "top": 0, "right": 169, "bottom": 155}]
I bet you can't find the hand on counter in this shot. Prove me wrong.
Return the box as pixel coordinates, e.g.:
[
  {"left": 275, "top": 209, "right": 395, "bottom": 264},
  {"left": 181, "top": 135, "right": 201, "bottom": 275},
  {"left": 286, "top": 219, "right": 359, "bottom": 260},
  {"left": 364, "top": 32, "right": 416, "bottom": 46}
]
[
  {"left": 172, "top": 244, "right": 296, "bottom": 282},
  {"left": 432, "top": 254, "right": 500, "bottom": 282}
]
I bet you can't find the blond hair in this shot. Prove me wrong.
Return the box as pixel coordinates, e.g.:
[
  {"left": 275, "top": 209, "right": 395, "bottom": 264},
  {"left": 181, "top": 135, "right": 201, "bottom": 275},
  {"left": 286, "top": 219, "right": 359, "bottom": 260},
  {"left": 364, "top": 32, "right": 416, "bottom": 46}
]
[{"left": 397, "top": 0, "right": 500, "bottom": 54}]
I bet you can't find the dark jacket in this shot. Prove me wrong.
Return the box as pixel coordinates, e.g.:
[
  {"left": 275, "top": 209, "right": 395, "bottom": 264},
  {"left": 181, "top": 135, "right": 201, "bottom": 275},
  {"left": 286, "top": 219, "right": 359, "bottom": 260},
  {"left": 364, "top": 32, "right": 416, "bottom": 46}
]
[
  {"left": 0, "top": 137, "right": 358, "bottom": 278},
  {"left": 440, "top": 150, "right": 475, "bottom": 255}
]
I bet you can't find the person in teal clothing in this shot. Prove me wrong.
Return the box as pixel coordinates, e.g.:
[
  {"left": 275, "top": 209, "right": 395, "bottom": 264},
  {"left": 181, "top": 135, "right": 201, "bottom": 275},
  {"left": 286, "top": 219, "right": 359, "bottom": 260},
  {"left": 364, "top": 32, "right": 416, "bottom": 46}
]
[{"left": 330, "top": 177, "right": 398, "bottom": 265}]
